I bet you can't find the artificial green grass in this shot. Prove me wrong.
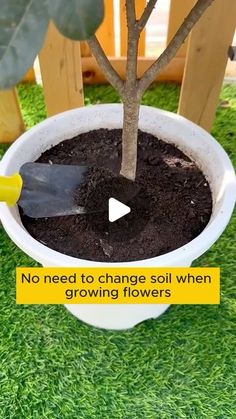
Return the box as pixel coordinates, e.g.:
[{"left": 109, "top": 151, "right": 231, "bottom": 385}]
[{"left": 0, "top": 82, "right": 235, "bottom": 418}]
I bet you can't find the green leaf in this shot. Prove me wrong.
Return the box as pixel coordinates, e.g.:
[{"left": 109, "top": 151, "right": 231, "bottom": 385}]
[
  {"left": 48, "top": 0, "right": 104, "bottom": 40},
  {"left": 0, "top": 0, "right": 49, "bottom": 89}
]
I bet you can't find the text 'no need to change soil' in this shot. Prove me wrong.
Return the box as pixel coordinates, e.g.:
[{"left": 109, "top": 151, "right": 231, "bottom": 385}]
[{"left": 16, "top": 267, "right": 220, "bottom": 305}]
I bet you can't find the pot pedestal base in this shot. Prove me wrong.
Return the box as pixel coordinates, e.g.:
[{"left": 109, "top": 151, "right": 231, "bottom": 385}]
[{"left": 64, "top": 304, "right": 170, "bottom": 330}]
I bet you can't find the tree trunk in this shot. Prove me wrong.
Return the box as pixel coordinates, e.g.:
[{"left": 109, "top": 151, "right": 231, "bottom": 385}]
[
  {"left": 88, "top": 0, "right": 216, "bottom": 181},
  {"left": 120, "top": 95, "right": 140, "bottom": 181}
]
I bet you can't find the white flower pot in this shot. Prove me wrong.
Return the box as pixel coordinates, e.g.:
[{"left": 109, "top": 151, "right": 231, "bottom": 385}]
[{"left": 0, "top": 105, "right": 235, "bottom": 330}]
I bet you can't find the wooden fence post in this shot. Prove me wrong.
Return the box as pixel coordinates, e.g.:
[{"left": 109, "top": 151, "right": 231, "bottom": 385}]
[
  {"left": 39, "top": 22, "right": 84, "bottom": 117},
  {"left": 96, "top": 0, "right": 115, "bottom": 56},
  {"left": 22, "top": 67, "right": 36, "bottom": 83},
  {"left": 0, "top": 90, "right": 25, "bottom": 143},
  {"left": 178, "top": 0, "right": 236, "bottom": 131},
  {"left": 167, "top": 0, "right": 196, "bottom": 56},
  {"left": 81, "top": 0, "right": 115, "bottom": 59}
]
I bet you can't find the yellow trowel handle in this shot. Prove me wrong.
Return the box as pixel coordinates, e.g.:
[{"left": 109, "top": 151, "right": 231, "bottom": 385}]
[{"left": 0, "top": 174, "right": 23, "bottom": 206}]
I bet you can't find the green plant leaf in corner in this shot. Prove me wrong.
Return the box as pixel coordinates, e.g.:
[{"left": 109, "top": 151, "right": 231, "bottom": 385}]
[
  {"left": 0, "top": 0, "right": 49, "bottom": 89},
  {"left": 48, "top": 0, "right": 104, "bottom": 40}
]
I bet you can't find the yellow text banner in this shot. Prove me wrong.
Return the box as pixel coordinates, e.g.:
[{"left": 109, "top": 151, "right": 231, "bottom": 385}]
[{"left": 16, "top": 267, "right": 220, "bottom": 304}]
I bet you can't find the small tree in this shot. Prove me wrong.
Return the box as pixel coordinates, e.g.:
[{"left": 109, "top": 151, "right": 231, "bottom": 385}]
[{"left": 0, "top": 0, "right": 215, "bottom": 180}]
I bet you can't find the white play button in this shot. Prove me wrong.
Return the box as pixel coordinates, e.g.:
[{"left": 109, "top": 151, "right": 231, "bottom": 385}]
[{"left": 108, "top": 198, "right": 131, "bottom": 223}]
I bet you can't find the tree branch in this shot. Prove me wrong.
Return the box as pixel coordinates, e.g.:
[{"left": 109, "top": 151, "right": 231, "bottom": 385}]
[
  {"left": 125, "top": 0, "right": 139, "bottom": 84},
  {"left": 136, "top": 0, "right": 158, "bottom": 33},
  {"left": 87, "top": 36, "right": 124, "bottom": 95},
  {"left": 126, "top": 0, "right": 136, "bottom": 25},
  {"left": 138, "top": 0, "right": 215, "bottom": 95}
]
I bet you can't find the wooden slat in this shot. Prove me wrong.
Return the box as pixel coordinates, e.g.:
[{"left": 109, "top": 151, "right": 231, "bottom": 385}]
[
  {"left": 22, "top": 67, "right": 36, "bottom": 83},
  {"left": 96, "top": 0, "right": 115, "bottom": 55},
  {"left": 80, "top": 0, "right": 115, "bottom": 60},
  {"left": 82, "top": 56, "right": 184, "bottom": 84},
  {"left": 120, "top": 0, "right": 146, "bottom": 56},
  {"left": 80, "top": 41, "right": 91, "bottom": 57},
  {"left": 0, "top": 89, "right": 24, "bottom": 143},
  {"left": 178, "top": 0, "right": 236, "bottom": 131},
  {"left": 167, "top": 0, "right": 196, "bottom": 57},
  {"left": 39, "top": 22, "right": 84, "bottom": 117}
]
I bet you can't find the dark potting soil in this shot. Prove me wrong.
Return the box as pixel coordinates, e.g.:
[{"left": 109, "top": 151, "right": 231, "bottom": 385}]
[{"left": 20, "top": 129, "right": 212, "bottom": 262}]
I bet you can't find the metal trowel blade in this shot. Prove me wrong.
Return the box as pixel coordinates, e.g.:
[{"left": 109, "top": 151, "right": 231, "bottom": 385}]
[
  {"left": 18, "top": 163, "right": 90, "bottom": 218},
  {"left": 18, "top": 163, "right": 140, "bottom": 219}
]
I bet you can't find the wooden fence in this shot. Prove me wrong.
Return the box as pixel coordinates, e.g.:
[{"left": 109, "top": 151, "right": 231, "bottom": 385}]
[{"left": 0, "top": 0, "right": 235, "bottom": 143}]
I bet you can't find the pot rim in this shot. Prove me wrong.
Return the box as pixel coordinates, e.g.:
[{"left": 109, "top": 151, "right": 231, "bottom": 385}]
[{"left": 0, "top": 104, "right": 235, "bottom": 267}]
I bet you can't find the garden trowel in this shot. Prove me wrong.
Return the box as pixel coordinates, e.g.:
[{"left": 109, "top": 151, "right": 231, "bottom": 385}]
[{"left": 0, "top": 162, "right": 139, "bottom": 218}]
